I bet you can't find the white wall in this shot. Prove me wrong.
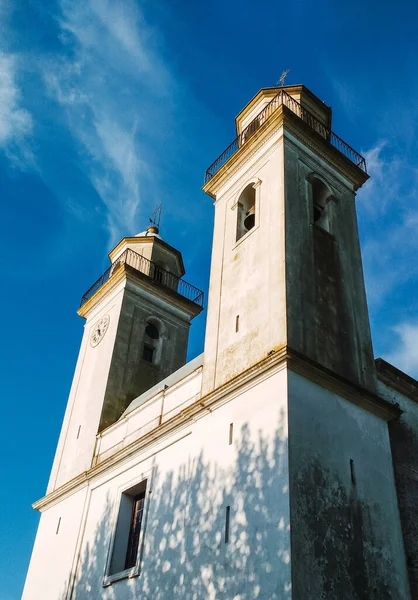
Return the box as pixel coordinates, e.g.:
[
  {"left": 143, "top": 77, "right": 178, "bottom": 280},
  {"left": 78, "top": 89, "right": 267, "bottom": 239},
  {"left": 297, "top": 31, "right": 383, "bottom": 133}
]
[
  {"left": 23, "top": 367, "right": 291, "bottom": 600},
  {"left": 48, "top": 282, "right": 126, "bottom": 493},
  {"left": 22, "top": 488, "right": 88, "bottom": 600},
  {"left": 202, "top": 130, "right": 287, "bottom": 395}
]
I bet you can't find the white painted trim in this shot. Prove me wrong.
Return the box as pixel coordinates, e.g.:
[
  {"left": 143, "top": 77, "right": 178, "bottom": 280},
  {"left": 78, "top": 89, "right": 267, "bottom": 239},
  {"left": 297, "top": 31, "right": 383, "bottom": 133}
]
[
  {"left": 102, "top": 466, "right": 154, "bottom": 586},
  {"left": 232, "top": 177, "right": 262, "bottom": 249}
]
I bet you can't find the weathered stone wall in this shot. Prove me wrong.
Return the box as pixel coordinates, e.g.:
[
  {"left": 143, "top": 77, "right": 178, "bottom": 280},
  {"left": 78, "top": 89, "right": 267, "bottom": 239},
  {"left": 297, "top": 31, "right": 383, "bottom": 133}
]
[
  {"left": 100, "top": 284, "right": 191, "bottom": 430},
  {"left": 288, "top": 370, "right": 410, "bottom": 599},
  {"left": 376, "top": 362, "right": 418, "bottom": 598},
  {"left": 202, "top": 131, "right": 287, "bottom": 395},
  {"left": 284, "top": 135, "right": 376, "bottom": 392}
]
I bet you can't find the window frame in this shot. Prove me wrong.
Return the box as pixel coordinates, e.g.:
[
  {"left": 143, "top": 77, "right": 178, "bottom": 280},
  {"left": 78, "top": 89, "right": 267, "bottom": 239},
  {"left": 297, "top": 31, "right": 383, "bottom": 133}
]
[
  {"left": 232, "top": 178, "right": 262, "bottom": 249},
  {"left": 103, "top": 470, "right": 152, "bottom": 587},
  {"left": 308, "top": 173, "right": 335, "bottom": 235},
  {"left": 141, "top": 317, "right": 165, "bottom": 366}
]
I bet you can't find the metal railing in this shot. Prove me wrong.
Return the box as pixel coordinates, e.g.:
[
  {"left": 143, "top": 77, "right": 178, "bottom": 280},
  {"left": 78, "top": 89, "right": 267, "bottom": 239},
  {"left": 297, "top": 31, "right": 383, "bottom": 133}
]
[
  {"left": 80, "top": 248, "right": 204, "bottom": 308},
  {"left": 204, "top": 89, "right": 367, "bottom": 182}
]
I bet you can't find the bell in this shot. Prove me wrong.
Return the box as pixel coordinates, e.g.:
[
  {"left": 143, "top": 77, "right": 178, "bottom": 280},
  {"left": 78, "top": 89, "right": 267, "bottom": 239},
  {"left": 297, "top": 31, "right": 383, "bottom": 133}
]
[{"left": 244, "top": 205, "right": 255, "bottom": 231}]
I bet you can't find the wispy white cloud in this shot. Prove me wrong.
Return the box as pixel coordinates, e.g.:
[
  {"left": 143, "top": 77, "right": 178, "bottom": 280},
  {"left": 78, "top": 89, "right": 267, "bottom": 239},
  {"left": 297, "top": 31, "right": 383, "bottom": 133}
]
[
  {"left": 386, "top": 322, "right": 418, "bottom": 377},
  {"left": 0, "top": 53, "right": 32, "bottom": 146},
  {"left": 359, "top": 142, "right": 401, "bottom": 216},
  {"left": 0, "top": 2, "right": 33, "bottom": 165},
  {"left": 358, "top": 141, "right": 418, "bottom": 308},
  {"left": 41, "top": 0, "right": 175, "bottom": 245}
]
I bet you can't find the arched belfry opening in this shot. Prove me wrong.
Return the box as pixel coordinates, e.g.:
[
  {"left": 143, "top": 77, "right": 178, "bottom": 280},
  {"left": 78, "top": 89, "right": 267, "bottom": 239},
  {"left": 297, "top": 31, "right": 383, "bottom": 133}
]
[
  {"left": 142, "top": 318, "right": 163, "bottom": 365},
  {"left": 236, "top": 183, "right": 256, "bottom": 241},
  {"left": 311, "top": 176, "right": 333, "bottom": 232}
]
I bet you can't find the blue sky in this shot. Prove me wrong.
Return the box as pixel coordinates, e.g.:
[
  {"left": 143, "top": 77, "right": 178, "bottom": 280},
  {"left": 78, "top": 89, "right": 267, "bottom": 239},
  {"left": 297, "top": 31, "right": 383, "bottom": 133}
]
[{"left": 2, "top": 0, "right": 418, "bottom": 597}]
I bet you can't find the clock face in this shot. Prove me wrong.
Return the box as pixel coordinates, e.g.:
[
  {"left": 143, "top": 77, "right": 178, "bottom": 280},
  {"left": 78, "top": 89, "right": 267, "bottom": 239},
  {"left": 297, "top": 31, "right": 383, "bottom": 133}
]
[{"left": 90, "top": 315, "right": 110, "bottom": 347}]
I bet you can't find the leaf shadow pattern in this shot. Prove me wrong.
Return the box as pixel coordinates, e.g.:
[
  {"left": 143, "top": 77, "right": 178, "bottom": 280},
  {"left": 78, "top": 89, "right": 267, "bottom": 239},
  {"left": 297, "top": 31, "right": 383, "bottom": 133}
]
[{"left": 61, "top": 411, "right": 292, "bottom": 600}]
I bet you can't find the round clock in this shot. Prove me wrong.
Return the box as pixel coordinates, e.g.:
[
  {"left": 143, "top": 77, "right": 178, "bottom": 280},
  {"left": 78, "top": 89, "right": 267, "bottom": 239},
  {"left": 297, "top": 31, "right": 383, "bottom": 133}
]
[{"left": 90, "top": 315, "right": 110, "bottom": 347}]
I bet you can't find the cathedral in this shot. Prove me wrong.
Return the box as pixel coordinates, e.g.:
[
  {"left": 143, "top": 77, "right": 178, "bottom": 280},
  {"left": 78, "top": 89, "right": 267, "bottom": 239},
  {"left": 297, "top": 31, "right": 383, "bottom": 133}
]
[{"left": 23, "top": 85, "right": 417, "bottom": 599}]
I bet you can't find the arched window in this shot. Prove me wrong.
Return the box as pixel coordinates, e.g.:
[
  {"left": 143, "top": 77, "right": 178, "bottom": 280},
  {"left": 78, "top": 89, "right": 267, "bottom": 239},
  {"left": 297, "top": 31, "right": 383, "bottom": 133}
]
[
  {"left": 311, "top": 177, "right": 332, "bottom": 232},
  {"left": 236, "top": 183, "right": 256, "bottom": 241},
  {"left": 142, "top": 320, "right": 161, "bottom": 364}
]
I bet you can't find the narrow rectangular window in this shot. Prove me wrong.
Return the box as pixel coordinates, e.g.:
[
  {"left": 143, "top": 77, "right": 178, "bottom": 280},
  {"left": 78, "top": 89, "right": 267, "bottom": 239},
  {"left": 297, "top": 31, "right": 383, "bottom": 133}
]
[
  {"left": 108, "top": 479, "right": 148, "bottom": 577},
  {"left": 76, "top": 425, "right": 81, "bottom": 439},
  {"left": 350, "top": 459, "right": 356, "bottom": 485},
  {"left": 56, "top": 517, "right": 61, "bottom": 535},
  {"left": 124, "top": 491, "right": 146, "bottom": 570},
  {"left": 229, "top": 423, "right": 234, "bottom": 445},
  {"left": 225, "top": 505, "right": 230, "bottom": 544},
  {"left": 142, "top": 344, "right": 155, "bottom": 363},
  {"left": 235, "top": 315, "right": 239, "bottom": 332}
]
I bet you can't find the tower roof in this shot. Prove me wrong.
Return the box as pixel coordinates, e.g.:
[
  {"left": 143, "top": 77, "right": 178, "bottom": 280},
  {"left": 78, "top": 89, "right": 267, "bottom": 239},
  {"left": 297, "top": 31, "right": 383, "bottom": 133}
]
[{"left": 235, "top": 84, "right": 332, "bottom": 137}]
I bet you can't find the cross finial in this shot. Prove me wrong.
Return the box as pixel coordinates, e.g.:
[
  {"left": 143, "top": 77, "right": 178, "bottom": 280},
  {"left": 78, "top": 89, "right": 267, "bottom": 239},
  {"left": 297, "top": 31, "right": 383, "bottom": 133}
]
[
  {"left": 277, "top": 69, "right": 290, "bottom": 87},
  {"left": 149, "top": 203, "right": 163, "bottom": 228}
]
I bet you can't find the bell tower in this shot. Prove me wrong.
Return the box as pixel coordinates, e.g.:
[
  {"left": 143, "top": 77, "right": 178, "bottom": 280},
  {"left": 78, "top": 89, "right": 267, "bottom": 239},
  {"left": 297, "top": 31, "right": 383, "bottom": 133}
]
[
  {"left": 200, "top": 85, "right": 410, "bottom": 600},
  {"left": 47, "top": 225, "right": 203, "bottom": 492},
  {"left": 202, "top": 85, "right": 374, "bottom": 395}
]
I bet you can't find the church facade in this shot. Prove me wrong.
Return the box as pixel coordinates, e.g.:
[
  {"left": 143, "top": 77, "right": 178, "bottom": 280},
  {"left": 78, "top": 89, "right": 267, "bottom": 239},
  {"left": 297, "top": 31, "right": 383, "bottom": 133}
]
[{"left": 23, "top": 85, "right": 418, "bottom": 599}]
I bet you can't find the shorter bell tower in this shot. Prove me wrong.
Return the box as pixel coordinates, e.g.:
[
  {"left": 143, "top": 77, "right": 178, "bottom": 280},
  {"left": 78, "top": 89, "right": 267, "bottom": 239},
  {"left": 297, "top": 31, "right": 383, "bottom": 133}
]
[{"left": 47, "top": 224, "right": 203, "bottom": 493}]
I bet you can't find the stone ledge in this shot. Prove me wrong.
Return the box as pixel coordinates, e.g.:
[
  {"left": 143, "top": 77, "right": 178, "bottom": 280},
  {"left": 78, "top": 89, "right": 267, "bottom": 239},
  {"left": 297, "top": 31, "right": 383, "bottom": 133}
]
[
  {"left": 376, "top": 358, "right": 418, "bottom": 404},
  {"left": 33, "top": 348, "right": 400, "bottom": 511}
]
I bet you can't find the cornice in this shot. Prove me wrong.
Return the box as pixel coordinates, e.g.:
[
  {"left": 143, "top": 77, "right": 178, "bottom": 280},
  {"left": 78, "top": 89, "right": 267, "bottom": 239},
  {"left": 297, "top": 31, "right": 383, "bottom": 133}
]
[
  {"left": 234, "top": 85, "right": 332, "bottom": 133},
  {"left": 281, "top": 107, "right": 368, "bottom": 189},
  {"left": 287, "top": 349, "right": 400, "bottom": 421},
  {"left": 33, "top": 347, "right": 399, "bottom": 512},
  {"left": 77, "top": 265, "right": 202, "bottom": 320},
  {"left": 375, "top": 358, "right": 418, "bottom": 404},
  {"left": 109, "top": 236, "right": 185, "bottom": 275},
  {"left": 203, "top": 105, "right": 367, "bottom": 199},
  {"left": 203, "top": 107, "right": 286, "bottom": 198}
]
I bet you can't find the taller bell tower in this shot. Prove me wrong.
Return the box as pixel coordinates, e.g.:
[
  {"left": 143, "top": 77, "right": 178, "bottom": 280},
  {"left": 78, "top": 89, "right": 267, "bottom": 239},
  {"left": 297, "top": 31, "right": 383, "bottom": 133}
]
[
  {"left": 202, "top": 85, "right": 374, "bottom": 395},
  {"left": 201, "top": 86, "right": 410, "bottom": 599},
  {"left": 47, "top": 225, "right": 203, "bottom": 493}
]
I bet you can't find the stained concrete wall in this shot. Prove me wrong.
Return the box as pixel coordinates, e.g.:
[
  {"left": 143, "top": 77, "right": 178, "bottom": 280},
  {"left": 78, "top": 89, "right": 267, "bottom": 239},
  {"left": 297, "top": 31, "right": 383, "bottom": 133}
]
[
  {"left": 288, "top": 370, "right": 410, "bottom": 599},
  {"left": 25, "top": 364, "right": 411, "bottom": 600},
  {"left": 284, "top": 135, "right": 376, "bottom": 392},
  {"left": 47, "top": 275, "right": 193, "bottom": 493},
  {"left": 377, "top": 374, "right": 418, "bottom": 597},
  {"left": 23, "top": 368, "right": 291, "bottom": 600},
  {"left": 99, "top": 282, "right": 192, "bottom": 430},
  {"left": 203, "top": 125, "right": 376, "bottom": 398},
  {"left": 202, "top": 131, "right": 287, "bottom": 394}
]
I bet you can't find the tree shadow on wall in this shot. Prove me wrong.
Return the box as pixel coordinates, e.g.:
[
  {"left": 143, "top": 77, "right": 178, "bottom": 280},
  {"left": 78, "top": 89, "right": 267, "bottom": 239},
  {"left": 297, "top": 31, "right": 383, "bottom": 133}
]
[{"left": 60, "top": 411, "right": 291, "bottom": 600}]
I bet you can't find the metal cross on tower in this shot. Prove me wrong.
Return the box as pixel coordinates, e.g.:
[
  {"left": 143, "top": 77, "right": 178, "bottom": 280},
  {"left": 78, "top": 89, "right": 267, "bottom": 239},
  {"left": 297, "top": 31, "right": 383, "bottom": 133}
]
[
  {"left": 277, "top": 69, "right": 290, "bottom": 87},
  {"left": 149, "top": 203, "right": 163, "bottom": 228}
]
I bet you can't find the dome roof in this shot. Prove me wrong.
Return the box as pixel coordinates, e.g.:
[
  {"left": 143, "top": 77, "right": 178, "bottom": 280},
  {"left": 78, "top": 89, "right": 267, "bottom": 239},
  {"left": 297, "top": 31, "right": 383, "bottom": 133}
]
[{"left": 135, "top": 225, "right": 163, "bottom": 240}]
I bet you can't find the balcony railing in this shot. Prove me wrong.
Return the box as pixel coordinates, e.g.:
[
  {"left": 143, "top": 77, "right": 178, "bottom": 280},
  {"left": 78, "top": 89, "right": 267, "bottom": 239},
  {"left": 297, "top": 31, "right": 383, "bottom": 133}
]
[
  {"left": 80, "top": 248, "right": 204, "bottom": 308},
  {"left": 204, "top": 88, "right": 367, "bottom": 183}
]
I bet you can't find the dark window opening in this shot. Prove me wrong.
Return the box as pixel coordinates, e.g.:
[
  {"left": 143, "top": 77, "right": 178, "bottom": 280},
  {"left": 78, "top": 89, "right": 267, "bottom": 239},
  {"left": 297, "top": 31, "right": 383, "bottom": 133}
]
[
  {"left": 108, "top": 480, "right": 148, "bottom": 576},
  {"left": 311, "top": 177, "right": 331, "bottom": 232},
  {"left": 142, "top": 320, "right": 162, "bottom": 365},
  {"left": 145, "top": 323, "right": 159, "bottom": 340},
  {"left": 225, "top": 505, "right": 231, "bottom": 543},
  {"left": 124, "top": 492, "right": 146, "bottom": 570},
  {"left": 229, "top": 423, "right": 234, "bottom": 445},
  {"left": 236, "top": 184, "right": 257, "bottom": 241},
  {"left": 142, "top": 344, "right": 155, "bottom": 363},
  {"left": 350, "top": 458, "right": 356, "bottom": 486}
]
